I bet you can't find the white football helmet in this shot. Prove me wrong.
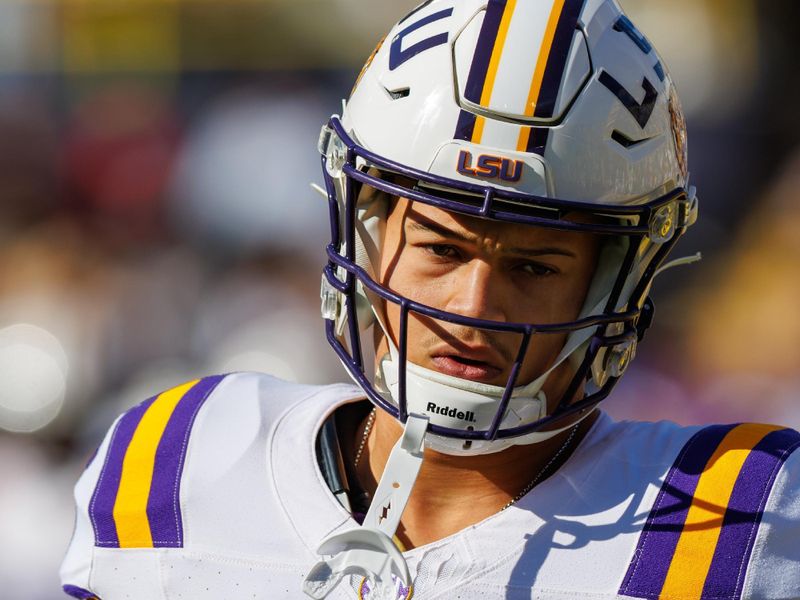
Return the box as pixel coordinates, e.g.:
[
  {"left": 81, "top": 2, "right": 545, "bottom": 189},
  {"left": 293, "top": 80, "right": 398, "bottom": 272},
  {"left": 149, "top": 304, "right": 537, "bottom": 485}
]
[{"left": 318, "top": 0, "right": 698, "bottom": 454}]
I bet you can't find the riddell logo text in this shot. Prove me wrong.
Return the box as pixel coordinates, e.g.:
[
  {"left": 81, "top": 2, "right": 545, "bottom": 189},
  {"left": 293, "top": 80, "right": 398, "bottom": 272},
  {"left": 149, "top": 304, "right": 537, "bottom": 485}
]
[{"left": 426, "top": 402, "right": 477, "bottom": 423}]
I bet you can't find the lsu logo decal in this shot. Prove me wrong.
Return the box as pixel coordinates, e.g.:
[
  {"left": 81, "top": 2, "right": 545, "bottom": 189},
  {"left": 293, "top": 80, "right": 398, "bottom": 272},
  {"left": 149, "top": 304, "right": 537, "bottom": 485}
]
[{"left": 456, "top": 150, "right": 522, "bottom": 182}]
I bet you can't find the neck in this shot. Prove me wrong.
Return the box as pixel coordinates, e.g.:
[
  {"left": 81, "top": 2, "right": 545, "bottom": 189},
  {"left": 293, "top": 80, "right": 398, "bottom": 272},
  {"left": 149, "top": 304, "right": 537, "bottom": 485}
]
[{"left": 354, "top": 409, "right": 597, "bottom": 549}]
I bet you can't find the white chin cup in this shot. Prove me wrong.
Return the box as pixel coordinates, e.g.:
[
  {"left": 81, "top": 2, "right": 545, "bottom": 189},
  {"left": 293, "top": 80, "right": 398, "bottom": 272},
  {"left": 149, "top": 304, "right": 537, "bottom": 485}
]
[{"left": 376, "top": 353, "right": 580, "bottom": 455}]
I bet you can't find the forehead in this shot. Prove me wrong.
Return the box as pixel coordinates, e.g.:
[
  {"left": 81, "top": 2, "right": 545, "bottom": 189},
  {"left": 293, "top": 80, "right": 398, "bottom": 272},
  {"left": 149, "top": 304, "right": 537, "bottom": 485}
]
[{"left": 388, "top": 197, "right": 599, "bottom": 249}]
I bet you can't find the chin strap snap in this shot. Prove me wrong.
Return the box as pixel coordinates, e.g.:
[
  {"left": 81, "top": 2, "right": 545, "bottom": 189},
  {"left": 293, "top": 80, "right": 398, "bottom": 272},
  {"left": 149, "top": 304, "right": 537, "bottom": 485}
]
[{"left": 303, "top": 414, "right": 429, "bottom": 599}]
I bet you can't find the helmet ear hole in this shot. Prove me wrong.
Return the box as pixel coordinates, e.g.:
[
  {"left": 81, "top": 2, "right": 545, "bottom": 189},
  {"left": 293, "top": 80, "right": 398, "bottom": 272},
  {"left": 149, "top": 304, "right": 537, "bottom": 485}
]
[{"left": 385, "top": 87, "right": 410, "bottom": 100}]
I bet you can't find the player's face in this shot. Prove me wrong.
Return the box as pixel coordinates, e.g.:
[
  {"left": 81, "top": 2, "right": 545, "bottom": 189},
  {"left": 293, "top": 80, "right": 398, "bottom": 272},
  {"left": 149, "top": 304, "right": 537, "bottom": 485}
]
[{"left": 377, "top": 197, "right": 600, "bottom": 400}]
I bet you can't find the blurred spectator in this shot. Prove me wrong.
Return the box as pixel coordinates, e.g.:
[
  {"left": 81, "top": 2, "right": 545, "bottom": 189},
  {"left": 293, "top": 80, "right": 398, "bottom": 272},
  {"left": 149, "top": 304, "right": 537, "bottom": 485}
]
[
  {"left": 168, "top": 88, "right": 330, "bottom": 256},
  {"left": 683, "top": 150, "right": 800, "bottom": 426},
  {"left": 63, "top": 83, "right": 181, "bottom": 239}
]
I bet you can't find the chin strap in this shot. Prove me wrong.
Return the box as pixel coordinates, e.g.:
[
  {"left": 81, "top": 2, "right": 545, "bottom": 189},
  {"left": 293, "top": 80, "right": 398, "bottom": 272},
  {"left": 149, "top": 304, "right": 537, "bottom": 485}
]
[{"left": 303, "top": 414, "right": 429, "bottom": 599}]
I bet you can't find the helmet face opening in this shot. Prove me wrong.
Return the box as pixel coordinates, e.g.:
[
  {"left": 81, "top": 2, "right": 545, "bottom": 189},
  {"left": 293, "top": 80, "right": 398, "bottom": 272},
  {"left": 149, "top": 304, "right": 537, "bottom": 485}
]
[{"left": 319, "top": 118, "right": 694, "bottom": 442}]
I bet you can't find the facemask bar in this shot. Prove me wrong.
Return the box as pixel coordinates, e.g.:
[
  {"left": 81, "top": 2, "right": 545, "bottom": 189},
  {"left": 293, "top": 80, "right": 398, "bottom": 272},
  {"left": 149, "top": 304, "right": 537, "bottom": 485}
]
[
  {"left": 319, "top": 116, "right": 694, "bottom": 440},
  {"left": 323, "top": 260, "right": 642, "bottom": 440},
  {"left": 321, "top": 117, "right": 691, "bottom": 233}
]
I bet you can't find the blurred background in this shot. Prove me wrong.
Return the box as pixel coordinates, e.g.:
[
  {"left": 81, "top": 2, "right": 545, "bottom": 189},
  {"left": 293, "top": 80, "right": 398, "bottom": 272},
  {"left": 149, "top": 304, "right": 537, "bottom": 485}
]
[{"left": 0, "top": 0, "right": 798, "bottom": 596}]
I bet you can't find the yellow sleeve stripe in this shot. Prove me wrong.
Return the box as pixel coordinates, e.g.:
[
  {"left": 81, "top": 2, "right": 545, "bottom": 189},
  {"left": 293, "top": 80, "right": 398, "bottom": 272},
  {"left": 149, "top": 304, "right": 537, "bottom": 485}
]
[
  {"left": 619, "top": 422, "right": 800, "bottom": 600},
  {"left": 658, "top": 423, "right": 781, "bottom": 599},
  {"left": 113, "top": 380, "right": 200, "bottom": 548}
]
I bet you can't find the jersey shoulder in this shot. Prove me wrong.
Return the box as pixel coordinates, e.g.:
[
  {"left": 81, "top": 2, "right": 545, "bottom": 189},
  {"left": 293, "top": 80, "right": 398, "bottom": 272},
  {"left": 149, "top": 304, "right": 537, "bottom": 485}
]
[
  {"left": 59, "top": 372, "right": 361, "bottom": 599},
  {"left": 613, "top": 419, "right": 800, "bottom": 600}
]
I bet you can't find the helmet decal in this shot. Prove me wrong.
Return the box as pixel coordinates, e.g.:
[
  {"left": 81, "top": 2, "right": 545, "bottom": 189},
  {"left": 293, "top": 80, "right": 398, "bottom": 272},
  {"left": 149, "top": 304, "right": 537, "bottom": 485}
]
[
  {"left": 669, "top": 85, "right": 689, "bottom": 181},
  {"left": 388, "top": 7, "right": 454, "bottom": 71},
  {"left": 613, "top": 14, "right": 653, "bottom": 55},
  {"left": 612, "top": 15, "right": 666, "bottom": 82},
  {"left": 456, "top": 150, "right": 523, "bottom": 182},
  {"left": 598, "top": 70, "right": 659, "bottom": 129},
  {"left": 350, "top": 36, "right": 385, "bottom": 98}
]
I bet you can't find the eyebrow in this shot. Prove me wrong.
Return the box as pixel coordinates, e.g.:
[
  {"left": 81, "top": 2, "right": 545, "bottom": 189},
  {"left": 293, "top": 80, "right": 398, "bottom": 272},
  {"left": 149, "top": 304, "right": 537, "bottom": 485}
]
[{"left": 407, "top": 219, "right": 577, "bottom": 259}]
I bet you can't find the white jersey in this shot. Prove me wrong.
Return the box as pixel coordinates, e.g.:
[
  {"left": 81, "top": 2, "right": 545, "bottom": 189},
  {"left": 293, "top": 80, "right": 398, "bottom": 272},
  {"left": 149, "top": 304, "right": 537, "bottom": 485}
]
[{"left": 61, "top": 372, "right": 800, "bottom": 599}]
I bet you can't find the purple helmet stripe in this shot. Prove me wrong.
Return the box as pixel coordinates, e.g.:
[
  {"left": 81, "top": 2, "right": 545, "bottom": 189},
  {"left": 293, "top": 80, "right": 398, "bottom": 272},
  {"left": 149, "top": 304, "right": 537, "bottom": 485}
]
[
  {"left": 89, "top": 395, "right": 157, "bottom": 547},
  {"left": 145, "top": 374, "right": 226, "bottom": 547},
  {"left": 453, "top": 109, "right": 477, "bottom": 141},
  {"left": 454, "top": 0, "right": 508, "bottom": 142},
  {"left": 462, "top": 0, "right": 508, "bottom": 104},
  {"left": 525, "top": 126, "right": 550, "bottom": 155},
  {"left": 701, "top": 427, "right": 800, "bottom": 599},
  {"left": 618, "top": 424, "right": 736, "bottom": 597},
  {"left": 533, "top": 0, "right": 586, "bottom": 119}
]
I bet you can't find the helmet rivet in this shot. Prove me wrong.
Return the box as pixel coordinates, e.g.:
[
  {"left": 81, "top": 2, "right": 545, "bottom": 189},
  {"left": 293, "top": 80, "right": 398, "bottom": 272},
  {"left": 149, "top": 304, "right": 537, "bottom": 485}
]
[
  {"left": 649, "top": 203, "right": 677, "bottom": 243},
  {"left": 607, "top": 339, "right": 637, "bottom": 378}
]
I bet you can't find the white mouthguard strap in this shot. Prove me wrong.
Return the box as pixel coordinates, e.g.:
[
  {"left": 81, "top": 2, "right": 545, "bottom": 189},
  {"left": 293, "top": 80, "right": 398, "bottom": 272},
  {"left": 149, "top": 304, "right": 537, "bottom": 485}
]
[{"left": 304, "top": 413, "right": 428, "bottom": 599}]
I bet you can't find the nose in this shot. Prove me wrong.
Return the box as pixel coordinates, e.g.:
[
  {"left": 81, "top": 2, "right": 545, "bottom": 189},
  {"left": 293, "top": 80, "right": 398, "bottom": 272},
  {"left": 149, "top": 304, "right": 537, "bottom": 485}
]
[{"left": 444, "top": 260, "right": 507, "bottom": 322}]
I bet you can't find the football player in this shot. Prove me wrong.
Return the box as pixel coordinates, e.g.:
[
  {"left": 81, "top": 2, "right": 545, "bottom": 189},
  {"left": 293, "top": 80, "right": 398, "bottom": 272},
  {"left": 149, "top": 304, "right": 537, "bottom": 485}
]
[{"left": 61, "top": 1, "right": 800, "bottom": 599}]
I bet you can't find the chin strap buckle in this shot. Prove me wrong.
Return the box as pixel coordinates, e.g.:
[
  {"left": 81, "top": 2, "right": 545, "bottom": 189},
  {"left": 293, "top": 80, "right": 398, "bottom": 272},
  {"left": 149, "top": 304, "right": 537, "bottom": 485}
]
[{"left": 303, "top": 414, "right": 428, "bottom": 599}]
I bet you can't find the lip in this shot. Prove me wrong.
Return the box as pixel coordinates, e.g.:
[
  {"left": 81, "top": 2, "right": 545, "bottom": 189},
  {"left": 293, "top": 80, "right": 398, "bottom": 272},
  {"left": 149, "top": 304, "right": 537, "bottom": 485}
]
[
  {"left": 430, "top": 355, "right": 503, "bottom": 382},
  {"left": 429, "top": 344, "right": 507, "bottom": 383}
]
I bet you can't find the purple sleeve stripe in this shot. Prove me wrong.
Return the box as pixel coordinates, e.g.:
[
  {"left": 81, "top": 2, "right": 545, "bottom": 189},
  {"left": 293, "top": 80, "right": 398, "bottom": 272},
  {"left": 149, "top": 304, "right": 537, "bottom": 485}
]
[
  {"left": 619, "top": 423, "right": 737, "bottom": 598},
  {"left": 701, "top": 427, "right": 800, "bottom": 600},
  {"left": 63, "top": 584, "right": 101, "bottom": 599},
  {"left": 89, "top": 395, "right": 157, "bottom": 548},
  {"left": 532, "top": 0, "right": 585, "bottom": 120},
  {"left": 146, "top": 374, "right": 227, "bottom": 547},
  {"left": 463, "top": 0, "right": 508, "bottom": 105}
]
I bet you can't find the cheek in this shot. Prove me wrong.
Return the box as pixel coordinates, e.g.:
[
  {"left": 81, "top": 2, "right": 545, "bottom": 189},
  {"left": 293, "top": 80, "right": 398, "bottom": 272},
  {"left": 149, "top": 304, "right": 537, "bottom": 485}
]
[
  {"left": 511, "top": 280, "right": 583, "bottom": 327},
  {"left": 522, "top": 253, "right": 598, "bottom": 325},
  {"left": 381, "top": 268, "right": 442, "bottom": 345},
  {"left": 378, "top": 242, "right": 441, "bottom": 361},
  {"left": 513, "top": 271, "right": 597, "bottom": 382},
  {"left": 515, "top": 331, "right": 566, "bottom": 383},
  {"left": 381, "top": 242, "right": 452, "bottom": 306}
]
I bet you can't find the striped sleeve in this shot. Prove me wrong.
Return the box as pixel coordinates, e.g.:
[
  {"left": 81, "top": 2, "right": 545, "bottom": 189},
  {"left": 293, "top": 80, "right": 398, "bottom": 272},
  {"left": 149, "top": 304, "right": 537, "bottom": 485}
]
[
  {"left": 619, "top": 423, "right": 800, "bottom": 600},
  {"left": 741, "top": 441, "right": 800, "bottom": 599},
  {"left": 60, "top": 375, "right": 227, "bottom": 597}
]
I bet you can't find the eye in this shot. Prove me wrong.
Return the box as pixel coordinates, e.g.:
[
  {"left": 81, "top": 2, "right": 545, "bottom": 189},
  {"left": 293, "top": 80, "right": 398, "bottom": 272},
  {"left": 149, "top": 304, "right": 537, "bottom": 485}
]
[
  {"left": 426, "top": 244, "right": 461, "bottom": 259},
  {"left": 519, "top": 262, "right": 557, "bottom": 277}
]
